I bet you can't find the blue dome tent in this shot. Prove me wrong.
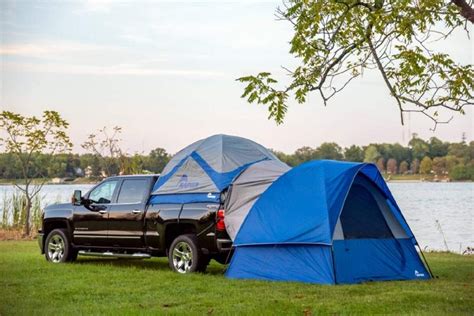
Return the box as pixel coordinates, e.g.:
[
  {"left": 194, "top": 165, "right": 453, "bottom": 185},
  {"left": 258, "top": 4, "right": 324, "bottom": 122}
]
[
  {"left": 226, "top": 160, "right": 431, "bottom": 284},
  {"left": 150, "top": 134, "right": 280, "bottom": 204}
]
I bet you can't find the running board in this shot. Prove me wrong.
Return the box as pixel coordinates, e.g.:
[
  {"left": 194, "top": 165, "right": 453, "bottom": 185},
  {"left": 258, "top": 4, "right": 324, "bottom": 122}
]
[{"left": 78, "top": 250, "right": 151, "bottom": 259}]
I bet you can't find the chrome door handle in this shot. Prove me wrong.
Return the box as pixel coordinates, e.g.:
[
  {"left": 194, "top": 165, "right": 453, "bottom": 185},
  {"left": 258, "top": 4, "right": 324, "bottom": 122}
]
[
  {"left": 99, "top": 209, "right": 107, "bottom": 214},
  {"left": 132, "top": 209, "right": 142, "bottom": 214}
]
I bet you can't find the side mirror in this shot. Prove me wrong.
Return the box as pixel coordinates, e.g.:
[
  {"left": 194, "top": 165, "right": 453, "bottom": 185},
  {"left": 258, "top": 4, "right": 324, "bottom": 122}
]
[{"left": 72, "top": 190, "right": 82, "bottom": 206}]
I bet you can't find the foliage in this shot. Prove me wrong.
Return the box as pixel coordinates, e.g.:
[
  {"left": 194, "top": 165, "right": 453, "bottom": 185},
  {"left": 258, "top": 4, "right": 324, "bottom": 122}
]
[
  {"left": 81, "top": 126, "right": 124, "bottom": 176},
  {"left": 238, "top": 0, "right": 474, "bottom": 129},
  {"left": 386, "top": 158, "right": 398, "bottom": 174},
  {"left": 364, "top": 145, "right": 380, "bottom": 162},
  {"left": 420, "top": 156, "right": 433, "bottom": 175},
  {"left": 344, "top": 145, "right": 364, "bottom": 162},
  {"left": 1, "top": 242, "right": 473, "bottom": 314},
  {"left": 399, "top": 160, "right": 409, "bottom": 174},
  {"left": 0, "top": 110, "right": 71, "bottom": 235},
  {"left": 450, "top": 163, "right": 474, "bottom": 180},
  {"left": 0, "top": 135, "right": 471, "bottom": 181},
  {"left": 1, "top": 191, "right": 42, "bottom": 232},
  {"left": 145, "top": 148, "right": 171, "bottom": 173}
]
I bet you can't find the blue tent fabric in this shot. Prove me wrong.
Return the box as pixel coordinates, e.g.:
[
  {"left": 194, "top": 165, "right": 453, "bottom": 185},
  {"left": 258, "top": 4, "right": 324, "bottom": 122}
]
[
  {"left": 333, "top": 238, "right": 429, "bottom": 284},
  {"left": 227, "top": 160, "right": 430, "bottom": 284},
  {"left": 226, "top": 245, "right": 335, "bottom": 284}
]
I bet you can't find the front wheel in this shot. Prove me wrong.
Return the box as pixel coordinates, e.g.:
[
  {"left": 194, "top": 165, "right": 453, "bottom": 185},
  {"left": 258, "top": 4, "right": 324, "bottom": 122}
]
[
  {"left": 45, "top": 229, "right": 76, "bottom": 263},
  {"left": 168, "top": 234, "right": 207, "bottom": 274}
]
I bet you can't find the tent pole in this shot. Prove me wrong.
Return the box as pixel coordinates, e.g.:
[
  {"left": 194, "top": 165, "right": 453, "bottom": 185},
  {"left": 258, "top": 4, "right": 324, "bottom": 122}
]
[{"left": 416, "top": 243, "right": 435, "bottom": 278}]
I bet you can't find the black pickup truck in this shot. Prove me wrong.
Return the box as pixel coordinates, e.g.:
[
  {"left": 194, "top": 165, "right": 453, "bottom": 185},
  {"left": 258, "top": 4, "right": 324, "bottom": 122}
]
[{"left": 38, "top": 174, "right": 233, "bottom": 273}]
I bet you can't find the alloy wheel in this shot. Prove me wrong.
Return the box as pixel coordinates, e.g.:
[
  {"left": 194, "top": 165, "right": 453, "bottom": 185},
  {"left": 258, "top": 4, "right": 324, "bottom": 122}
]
[
  {"left": 47, "top": 234, "right": 65, "bottom": 263},
  {"left": 172, "top": 241, "right": 193, "bottom": 273}
]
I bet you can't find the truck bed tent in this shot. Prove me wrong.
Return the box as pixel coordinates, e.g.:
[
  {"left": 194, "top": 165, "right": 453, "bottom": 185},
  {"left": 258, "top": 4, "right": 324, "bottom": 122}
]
[
  {"left": 226, "top": 160, "right": 431, "bottom": 284},
  {"left": 224, "top": 160, "right": 290, "bottom": 240},
  {"left": 150, "top": 134, "right": 281, "bottom": 204}
]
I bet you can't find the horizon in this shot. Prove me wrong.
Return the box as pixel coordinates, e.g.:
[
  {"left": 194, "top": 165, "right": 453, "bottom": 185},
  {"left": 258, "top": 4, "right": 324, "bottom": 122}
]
[{"left": 1, "top": 0, "right": 472, "bottom": 155}]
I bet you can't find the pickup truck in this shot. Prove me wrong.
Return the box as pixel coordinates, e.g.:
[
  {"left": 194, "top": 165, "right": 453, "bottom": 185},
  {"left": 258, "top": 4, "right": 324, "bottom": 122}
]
[{"left": 38, "top": 174, "right": 233, "bottom": 273}]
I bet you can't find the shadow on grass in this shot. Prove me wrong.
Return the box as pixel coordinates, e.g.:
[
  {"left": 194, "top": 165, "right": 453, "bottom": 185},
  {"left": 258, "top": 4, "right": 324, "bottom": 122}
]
[{"left": 74, "top": 257, "right": 227, "bottom": 276}]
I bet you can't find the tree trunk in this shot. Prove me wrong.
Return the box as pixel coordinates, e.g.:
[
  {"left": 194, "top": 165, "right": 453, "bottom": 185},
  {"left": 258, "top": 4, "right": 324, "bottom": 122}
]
[
  {"left": 24, "top": 197, "right": 31, "bottom": 237},
  {"left": 452, "top": 0, "right": 474, "bottom": 23}
]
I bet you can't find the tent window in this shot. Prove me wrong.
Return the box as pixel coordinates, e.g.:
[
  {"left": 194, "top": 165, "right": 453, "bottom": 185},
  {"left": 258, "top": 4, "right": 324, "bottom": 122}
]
[{"left": 340, "top": 184, "right": 393, "bottom": 239}]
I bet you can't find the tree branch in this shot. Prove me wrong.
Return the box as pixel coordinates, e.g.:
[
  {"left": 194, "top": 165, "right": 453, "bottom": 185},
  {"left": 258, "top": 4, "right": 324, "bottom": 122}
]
[{"left": 452, "top": 0, "right": 474, "bottom": 23}]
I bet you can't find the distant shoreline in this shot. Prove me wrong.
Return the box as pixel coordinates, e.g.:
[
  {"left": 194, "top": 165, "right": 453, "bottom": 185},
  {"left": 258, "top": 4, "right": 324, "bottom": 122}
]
[{"left": 0, "top": 177, "right": 471, "bottom": 185}]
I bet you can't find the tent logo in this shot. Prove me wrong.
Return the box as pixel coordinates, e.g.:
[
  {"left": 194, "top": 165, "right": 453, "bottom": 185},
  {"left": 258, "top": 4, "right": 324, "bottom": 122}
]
[
  {"left": 207, "top": 193, "right": 217, "bottom": 199},
  {"left": 177, "top": 174, "right": 199, "bottom": 189},
  {"left": 414, "top": 270, "right": 425, "bottom": 277}
]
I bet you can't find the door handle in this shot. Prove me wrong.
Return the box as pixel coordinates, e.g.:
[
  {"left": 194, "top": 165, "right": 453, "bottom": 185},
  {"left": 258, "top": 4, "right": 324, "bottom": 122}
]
[
  {"left": 99, "top": 209, "right": 107, "bottom": 214},
  {"left": 132, "top": 209, "right": 142, "bottom": 214}
]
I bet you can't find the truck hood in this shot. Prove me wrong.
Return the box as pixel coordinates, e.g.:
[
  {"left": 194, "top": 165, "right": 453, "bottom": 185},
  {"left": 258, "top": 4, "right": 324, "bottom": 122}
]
[{"left": 43, "top": 203, "right": 73, "bottom": 219}]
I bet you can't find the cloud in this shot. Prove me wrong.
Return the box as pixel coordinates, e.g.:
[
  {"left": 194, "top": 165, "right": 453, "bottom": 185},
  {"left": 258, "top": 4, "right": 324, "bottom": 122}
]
[
  {"left": 3, "top": 61, "right": 227, "bottom": 78},
  {"left": 0, "top": 41, "right": 113, "bottom": 57},
  {"left": 82, "top": 0, "right": 116, "bottom": 12}
]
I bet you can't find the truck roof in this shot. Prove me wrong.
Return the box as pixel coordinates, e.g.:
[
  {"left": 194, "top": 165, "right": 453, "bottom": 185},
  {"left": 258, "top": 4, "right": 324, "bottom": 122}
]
[{"left": 106, "top": 174, "right": 160, "bottom": 180}]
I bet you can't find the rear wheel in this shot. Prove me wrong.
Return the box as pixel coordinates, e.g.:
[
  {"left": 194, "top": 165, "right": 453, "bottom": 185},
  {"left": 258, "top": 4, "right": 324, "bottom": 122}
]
[
  {"left": 45, "top": 229, "right": 76, "bottom": 263},
  {"left": 168, "top": 234, "right": 207, "bottom": 273}
]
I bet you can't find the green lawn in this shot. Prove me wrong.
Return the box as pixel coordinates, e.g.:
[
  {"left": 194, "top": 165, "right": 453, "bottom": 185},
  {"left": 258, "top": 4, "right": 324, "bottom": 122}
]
[{"left": 0, "top": 241, "right": 472, "bottom": 315}]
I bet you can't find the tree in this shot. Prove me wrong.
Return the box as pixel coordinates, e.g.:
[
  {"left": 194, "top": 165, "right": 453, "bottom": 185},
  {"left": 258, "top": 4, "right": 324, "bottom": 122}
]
[
  {"left": 82, "top": 126, "right": 124, "bottom": 176},
  {"left": 238, "top": 1, "right": 473, "bottom": 129},
  {"left": 399, "top": 160, "right": 409, "bottom": 174},
  {"left": 0, "top": 111, "right": 72, "bottom": 235},
  {"left": 145, "top": 148, "right": 171, "bottom": 173},
  {"left": 364, "top": 145, "right": 380, "bottom": 162},
  {"left": 293, "top": 146, "right": 317, "bottom": 165},
  {"left": 411, "top": 158, "right": 420, "bottom": 174},
  {"left": 386, "top": 158, "right": 398, "bottom": 174},
  {"left": 376, "top": 157, "right": 385, "bottom": 173},
  {"left": 79, "top": 154, "right": 101, "bottom": 178},
  {"left": 409, "top": 135, "right": 430, "bottom": 161},
  {"left": 448, "top": 142, "right": 470, "bottom": 161},
  {"left": 432, "top": 157, "right": 448, "bottom": 176},
  {"left": 429, "top": 137, "right": 449, "bottom": 158},
  {"left": 420, "top": 156, "right": 433, "bottom": 175},
  {"left": 314, "top": 142, "right": 343, "bottom": 160},
  {"left": 344, "top": 145, "right": 364, "bottom": 162}
]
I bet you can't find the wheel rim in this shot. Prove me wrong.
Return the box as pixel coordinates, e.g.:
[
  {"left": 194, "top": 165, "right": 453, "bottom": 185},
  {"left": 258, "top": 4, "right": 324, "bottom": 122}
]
[
  {"left": 172, "top": 241, "right": 193, "bottom": 273},
  {"left": 47, "top": 234, "right": 65, "bottom": 263}
]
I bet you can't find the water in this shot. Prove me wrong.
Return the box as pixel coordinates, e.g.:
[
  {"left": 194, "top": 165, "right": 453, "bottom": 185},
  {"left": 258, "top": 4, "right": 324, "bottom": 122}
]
[
  {"left": 0, "top": 183, "right": 472, "bottom": 253},
  {"left": 387, "top": 182, "right": 473, "bottom": 253}
]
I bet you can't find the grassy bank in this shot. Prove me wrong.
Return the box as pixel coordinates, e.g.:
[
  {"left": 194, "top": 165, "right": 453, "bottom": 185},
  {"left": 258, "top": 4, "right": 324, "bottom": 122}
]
[{"left": 0, "top": 241, "right": 472, "bottom": 315}]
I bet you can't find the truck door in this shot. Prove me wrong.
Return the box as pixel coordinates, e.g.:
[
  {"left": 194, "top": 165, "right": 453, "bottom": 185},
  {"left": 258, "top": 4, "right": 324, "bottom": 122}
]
[
  {"left": 73, "top": 179, "right": 119, "bottom": 247},
  {"left": 106, "top": 178, "right": 151, "bottom": 248}
]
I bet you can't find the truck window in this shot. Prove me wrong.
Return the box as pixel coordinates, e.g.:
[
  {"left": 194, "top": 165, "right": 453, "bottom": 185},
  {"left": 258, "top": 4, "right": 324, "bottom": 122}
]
[
  {"left": 89, "top": 180, "right": 118, "bottom": 204},
  {"left": 117, "top": 179, "right": 149, "bottom": 204}
]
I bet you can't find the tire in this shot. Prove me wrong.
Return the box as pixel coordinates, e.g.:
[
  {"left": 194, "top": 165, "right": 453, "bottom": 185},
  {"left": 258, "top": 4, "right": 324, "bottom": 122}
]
[
  {"left": 197, "top": 255, "right": 210, "bottom": 273},
  {"left": 168, "top": 234, "right": 207, "bottom": 274},
  {"left": 44, "top": 229, "right": 76, "bottom": 263},
  {"left": 213, "top": 252, "right": 232, "bottom": 265}
]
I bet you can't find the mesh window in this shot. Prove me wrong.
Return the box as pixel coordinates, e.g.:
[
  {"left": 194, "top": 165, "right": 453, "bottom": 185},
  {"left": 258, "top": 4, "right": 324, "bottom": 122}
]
[{"left": 340, "top": 184, "right": 393, "bottom": 239}]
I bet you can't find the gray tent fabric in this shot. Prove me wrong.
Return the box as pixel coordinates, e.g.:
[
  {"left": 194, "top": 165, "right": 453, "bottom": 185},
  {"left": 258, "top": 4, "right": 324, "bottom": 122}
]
[
  {"left": 156, "top": 156, "right": 219, "bottom": 194},
  {"left": 224, "top": 160, "right": 290, "bottom": 240},
  {"left": 153, "top": 134, "right": 279, "bottom": 197},
  {"left": 159, "top": 134, "right": 277, "bottom": 176}
]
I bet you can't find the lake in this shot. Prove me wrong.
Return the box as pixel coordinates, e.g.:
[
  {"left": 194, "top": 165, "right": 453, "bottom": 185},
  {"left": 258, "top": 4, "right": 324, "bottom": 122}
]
[{"left": 0, "top": 182, "right": 472, "bottom": 253}]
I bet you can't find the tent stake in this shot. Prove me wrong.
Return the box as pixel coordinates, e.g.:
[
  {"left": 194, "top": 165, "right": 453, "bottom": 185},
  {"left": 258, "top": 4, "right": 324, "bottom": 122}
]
[{"left": 417, "top": 243, "right": 436, "bottom": 279}]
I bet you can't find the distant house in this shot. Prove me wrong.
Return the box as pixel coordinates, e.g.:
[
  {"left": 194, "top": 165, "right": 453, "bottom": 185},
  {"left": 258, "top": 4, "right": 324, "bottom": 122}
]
[
  {"left": 74, "top": 167, "right": 84, "bottom": 177},
  {"left": 84, "top": 166, "right": 93, "bottom": 178},
  {"left": 51, "top": 178, "right": 65, "bottom": 184}
]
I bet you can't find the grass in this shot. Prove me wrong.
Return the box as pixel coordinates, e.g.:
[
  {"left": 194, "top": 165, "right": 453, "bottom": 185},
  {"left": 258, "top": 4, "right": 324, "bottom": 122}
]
[{"left": 0, "top": 241, "right": 472, "bottom": 315}]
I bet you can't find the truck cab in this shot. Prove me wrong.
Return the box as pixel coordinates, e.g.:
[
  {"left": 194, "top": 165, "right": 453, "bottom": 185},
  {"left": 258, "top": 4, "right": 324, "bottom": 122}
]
[{"left": 38, "top": 174, "right": 233, "bottom": 273}]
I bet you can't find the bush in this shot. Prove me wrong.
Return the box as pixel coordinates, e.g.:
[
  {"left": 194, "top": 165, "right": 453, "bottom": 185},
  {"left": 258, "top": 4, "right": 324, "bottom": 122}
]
[{"left": 450, "top": 164, "right": 474, "bottom": 181}]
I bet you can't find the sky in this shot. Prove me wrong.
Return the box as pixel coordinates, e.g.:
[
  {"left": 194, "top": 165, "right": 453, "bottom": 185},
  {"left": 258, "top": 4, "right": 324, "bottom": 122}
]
[{"left": 1, "top": 0, "right": 473, "bottom": 155}]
